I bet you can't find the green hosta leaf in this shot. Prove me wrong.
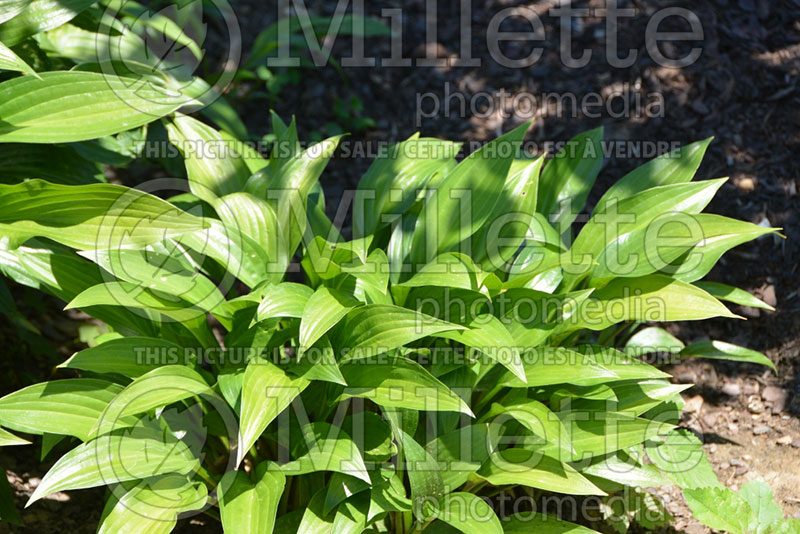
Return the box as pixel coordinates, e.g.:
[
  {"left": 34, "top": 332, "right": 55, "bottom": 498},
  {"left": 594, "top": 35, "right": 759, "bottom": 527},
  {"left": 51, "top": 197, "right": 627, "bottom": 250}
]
[
  {"left": 610, "top": 380, "right": 692, "bottom": 415},
  {"left": 213, "top": 192, "right": 287, "bottom": 270},
  {"left": 268, "top": 136, "right": 341, "bottom": 255},
  {"left": 330, "top": 493, "right": 369, "bottom": 534},
  {"left": 494, "top": 347, "right": 618, "bottom": 388},
  {"left": 97, "top": 476, "right": 207, "bottom": 534},
  {"left": 279, "top": 422, "right": 370, "bottom": 483},
  {"left": 537, "top": 127, "right": 604, "bottom": 229},
  {"left": 295, "top": 487, "right": 333, "bottom": 534},
  {"left": 470, "top": 154, "right": 543, "bottom": 271},
  {"left": 666, "top": 215, "right": 776, "bottom": 282},
  {"left": 0, "top": 180, "right": 205, "bottom": 250},
  {"left": 0, "top": 39, "right": 36, "bottom": 75},
  {"left": 354, "top": 135, "right": 460, "bottom": 236},
  {"left": 434, "top": 314, "right": 525, "bottom": 383},
  {"left": 0, "top": 72, "right": 183, "bottom": 143},
  {"left": 323, "top": 473, "right": 370, "bottom": 516},
  {"left": 398, "top": 252, "right": 482, "bottom": 291},
  {"left": 410, "top": 122, "right": 529, "bottom": 263},
  {"left": 334, "top": 304, "right": 464, "bottom": 359},
  {"left": 694, "top": 282, "right": 774, "bottom": 310},
  {"left": 431, "top": 492, "right": 503, "bottom": 534},
  {"left": 595, "top": 138, "right": 712, "bottom": 214},
  {"left": 563, "top": 411, "right": 674, "bottom": 461},
  {"left": 219, "top": 463, "right": 285, "bottom": 534},
  {"left": 299, "top": 286, "right": 360, "bottom": 351},
  {"left": 66, "top": 282, "right": 215, "bottom": 347},
  {"left": 78, "top": 245, "right": 228, "bottom": 317},
  {"left": 581, "top": 451, "right": 669, "bottom": 488},
  {"left": 166, "top": 114, "right": 251, "bottom": 204},
  {"left": 176, "top": 217, "right": 275, "bottom": 288},
  {"left": 257, "top": 282, "right": 315, "bottom": 321},
  {"left": 481, "top": 399, "right": 572, "bottom": 459},
  {"left": 502, "top": 512, "right": 602, "bottom": 533},
  {"left": 292, "top": 335, "right": 347, "bottom": 385},
  {"left": 238, "top": 357, "right": 309, "bottom": 464},
  {"left": 0, "top": 0, "right": 32, "bottom": 24},
  {"left": 91, "top": 365, "right": 212, "bottom": 437},
  {"left": 389, "top": 423, "right": 445, "bottom": 520},
  {"left": 570, "top": 274, "right": 737, "bottom": 332},
  {"left": 680, "top": 340, "right": 776, "bottom": 372},
  {"left": 624, "top": 326, "right": 684, "bottom": 356},
  {"left": 0, "top": 427, "right": 30, "bottom": 446},
  {"left": 59, "top": 337, "right": 191, "bottom": 378},
  {"left": 683, "top": 486, "right": 755, "bottom": 534},
  {"left": 477, "top": 448, "right": 605, "bottom": 496},
  {"left": 339, "top": 355, "right": 472, "bottom": 415},
  {"left": 0, "top": 378, "right": 124, "bottom": 441},
  {"left": 567, "top": 179, "right": 727, "bottom": 281},
  {"left": 425, "top": 424, "right": 500, "bottom": 490},
  {"left": 0, "top": 0, "right": 95, "bottom": 45},
  {"left": 29, "top": 422, "right": 200, "bottom": 504},
  {"left": 578, "top": 346, "right": 671, "bottom": 381}
]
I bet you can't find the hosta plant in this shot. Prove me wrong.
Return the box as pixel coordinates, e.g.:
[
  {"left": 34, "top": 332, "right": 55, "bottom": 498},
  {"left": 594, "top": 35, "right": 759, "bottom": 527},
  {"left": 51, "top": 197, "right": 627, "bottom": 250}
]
[
  {"left": 0, "top": 6, "right": 791, "bottom": 529},
  {"left": 0, "top": 104, "right": 789, "bottom": 533}
]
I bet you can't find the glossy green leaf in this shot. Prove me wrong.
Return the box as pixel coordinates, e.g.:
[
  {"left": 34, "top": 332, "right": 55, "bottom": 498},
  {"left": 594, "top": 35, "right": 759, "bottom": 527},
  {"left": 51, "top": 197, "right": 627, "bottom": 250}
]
[
  {"left": 410, "top": 122, "right": 529, "bottom": 263},
  {"left": 238, "top": 357, "right": 309, "bottom": 464},
  {"left": 0, "top": 426, "right": 30, "bottom": 446},
  {"left": 624, "top": 327, "right": 684, "bottom": 356},
  {"left": 0, "top": 72, "right": 183, "bottom": 143},
  {"left": 166, "top": 114, "right": 251, "bottom": 204},
  {"left": 562, "top": 411, "right": 674, "bottom": 461},
  {"left": 680, "top": 340, "right": 776, "bottom": 371},
  {"left": 477, "top": 448, "right": 605, "bottom": 496},
  {"left": 0, "top": 180, "right": 205, "bottom": 250},
  {"left": 570, "top": 274, "right": 738, "bottom": 332},
  {"left": 0, "top": 379, "right": 125, "bottom": 441},
  {"left": 278, "top": 422, "right": 370, "bottom": 483},
  {"left": 29, "top": 422, "right": 200, "bottom": 504},
  {"left": 339, "top": 355, "right": 472, "bottom": 415},
  {"left": 219, "top": 463, "right": 285, "bottom": 534},
  {"left": 502, "top": 512, "right": 602, "bottom": 533},
  {"left": 595, "top": 138, "right": 712, "bottom": 214},
  {"left": 59, "top": 336, "right": 189, "bottom": 378},
  {"left": 434, "top": 314, "right": 525, "bottom": 383},
  {"left": 0, "top": 39, "right": 36, "bottom": 75},
  {"left": 257, "top": 282, "right": 315, "bottom": 321},
  {"left": 91, "top": 365, "right": 212, "bottom": 437},
  {"left": 646, "top": 429, "right": 722, "bottom": 490},
  {"left": 537, "top": 127, "right": 603, "bottom": 229},
  {"left": 299, "top": 286, "right": 360, "bottom": 351},
  {"left": 694, "top": 282, "right": 774, "bottom": 310},
  {"left": 0, "top": 143, "right": 103, "bottom": 185},
  {"left": 0, "top": 0, "right": 94, "bottom": 45},
  {"left": 431, "top": 492, "right": 503, "bottom": 534},
  {"left": 334, "top": 304, "right": 464, "bottom": 359},
  {"left": 354, "top": 135, "right": 460, "bottom": 236},
  {"left": 97, "top": 475, "right": 207, "bottom": 534},
  {"left": 683, "top": 486, "right": 754, "bottom": 534},
  {"left": 0, "top": 0, "right": 32, "bottom": 24}
]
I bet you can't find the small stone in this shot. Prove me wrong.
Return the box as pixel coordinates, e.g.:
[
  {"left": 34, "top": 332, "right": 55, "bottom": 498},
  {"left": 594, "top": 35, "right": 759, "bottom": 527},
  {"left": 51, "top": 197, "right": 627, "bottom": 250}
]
[
  {"left": 753, "top": 425, "right": 771, "bottom": 435},
  {"left": 743, "top": 382, "right": 760, "bottom": 395},
  {"left": 748, "top": 398, "right": 766, "bottom": 414},
  {"left": 735, "top": 465, "right": 749, "bottom": 477},
  {"left": 684, "top": 395, "right": 704, "bottom": 413},
  {"left": 722, "top": 382, "right": 741, "bottom": 396},
  {"left": 735, "top": 175, "right": 757, "bottom": 192},
  {"left": 762, "top": 386, "right": 788, "bottom": 412},
  {"left": 777, "top": 435, "right": 793, "bottom": 445},
  {"left": 761, "top": 285, "right": 777, "bottom": 308}
]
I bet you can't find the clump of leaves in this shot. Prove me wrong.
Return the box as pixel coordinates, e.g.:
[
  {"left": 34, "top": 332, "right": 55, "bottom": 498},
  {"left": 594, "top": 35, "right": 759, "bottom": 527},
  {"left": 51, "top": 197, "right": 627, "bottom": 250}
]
[{"left": 0, "top": 3, "right": 785, "bottom": 533}]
